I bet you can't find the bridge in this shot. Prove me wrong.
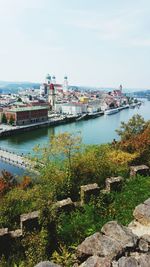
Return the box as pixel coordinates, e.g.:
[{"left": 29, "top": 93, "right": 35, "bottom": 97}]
[{"left": 0, "top": 147, "right": 40, "bottom": 175}]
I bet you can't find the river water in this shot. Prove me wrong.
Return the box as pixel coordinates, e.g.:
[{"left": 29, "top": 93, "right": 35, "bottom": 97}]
[{"left": 0, "top": 99, "right": 150, "bottom": 175}]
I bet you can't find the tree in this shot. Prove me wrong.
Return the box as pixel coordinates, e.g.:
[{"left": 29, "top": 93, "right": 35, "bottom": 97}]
[
  {"left": 116, "top": 115, "right": 147, "bottom": 141},
  {"left": 1, "top": 113, "right": 7, "bottom": 124},
  {"left": 35, "top": 132, "right": 82, "bottom": 174},
  {"left": 9, "top": 115, "right": 15, "bottom": 125},
  {"left": 17, "top": 97, "right": 22, "bottom": 102}
]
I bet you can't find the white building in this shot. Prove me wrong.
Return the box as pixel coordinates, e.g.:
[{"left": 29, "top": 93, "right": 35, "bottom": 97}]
[{"left": 61, "top": 103, "right": 87, "bottom": 115}]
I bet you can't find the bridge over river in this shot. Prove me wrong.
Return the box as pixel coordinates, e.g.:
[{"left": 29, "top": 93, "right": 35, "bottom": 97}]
[{"left": 0, "top": 147, "right": 40, "bottom": 175}]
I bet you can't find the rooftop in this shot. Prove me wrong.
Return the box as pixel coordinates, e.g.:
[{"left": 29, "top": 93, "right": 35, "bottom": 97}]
[{"left": 5, "top": 106, "right": 49, "bottom": 112}]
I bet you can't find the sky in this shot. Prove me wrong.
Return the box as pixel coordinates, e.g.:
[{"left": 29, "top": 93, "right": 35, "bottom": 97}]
[{"left": 0, "top": 0, "right": 150, "bottom": 89}]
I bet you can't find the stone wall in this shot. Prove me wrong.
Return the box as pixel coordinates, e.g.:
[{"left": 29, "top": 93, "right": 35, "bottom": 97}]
[{"left": 0, "top": 165, "right": 149, "bottom": 265}]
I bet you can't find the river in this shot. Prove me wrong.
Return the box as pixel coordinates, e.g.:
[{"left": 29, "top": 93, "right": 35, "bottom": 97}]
[{"left": 0, "top": 99, "right": 150, "bottom": 175}]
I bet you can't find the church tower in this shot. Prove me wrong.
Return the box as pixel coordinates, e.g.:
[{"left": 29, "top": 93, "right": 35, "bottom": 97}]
[{"left": 48, "top": 83, "right": 56, "bottom": 110}]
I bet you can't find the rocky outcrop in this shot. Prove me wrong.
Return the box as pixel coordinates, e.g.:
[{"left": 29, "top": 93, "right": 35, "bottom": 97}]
[
  {"left": 129, "top": 198, "right": 150, "bottom": 237},
  {"left": 79, "top": 256, "right": 111, "bottom": 267},
  {"left": 76, "top": 232, "right": 123, "bottom": 261},
  {"left": 133, "top": 199, "right": 150, "bottom": 225},
  {"left": 35, "top": 261, "right": 61, "bottom": 267},
  {"left": 76, "top": 198, "right": 150, "bottom": 266},
  {"left": 101, "top": 221, "right": 138, "bottom": 248}
]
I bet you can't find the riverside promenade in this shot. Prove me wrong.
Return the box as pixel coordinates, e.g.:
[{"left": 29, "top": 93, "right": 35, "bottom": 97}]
[
  {"left": 0, "top": 147, "right": 39, "bottom": 174},
  {"left": 0, "top": 115, "right": 77, "bottom": 137}
]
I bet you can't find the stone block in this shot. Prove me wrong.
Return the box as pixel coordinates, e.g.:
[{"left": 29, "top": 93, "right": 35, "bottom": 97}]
[
  {"left": 130, "top": 165, "right": 149, "bottom": 177},
  {"left": 20, "top": 210, "right": 39, "bottom": 232},
  {"left": 54, "top": 198, "right": 74, "bottom": 213},
  {"left": 9, "top": 229, "right": 22, "bottom": 238},
  {"left": 80, "top": 183, "right": 100, "bottom": 205},
  {"left": 0, "top": 228, "right": 10, "bottom": 257},
  {"left": 105, "top": 176, "right": 123, "bottom": 192}
]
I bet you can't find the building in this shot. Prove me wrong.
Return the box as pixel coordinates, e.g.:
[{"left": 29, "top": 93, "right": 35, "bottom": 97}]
[
  {"left": 2, "top": 106, "right": 48, "bottom": 126},
  {"left": 61, "top": 103, "right": 87, "bottom": 115},
  {"left": 48, "top": 83, "right": 56, "bottom": 110}
]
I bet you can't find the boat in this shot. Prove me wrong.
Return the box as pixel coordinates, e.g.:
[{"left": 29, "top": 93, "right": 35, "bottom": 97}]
[
  {"left": 76, "top": 114, "right": 87, "bottom": 121},
  {"left": 129, "top": 103, "right": 136, "bottom": 108},
  {"left": 86, "top": 111, "right": 104, "bottom": 119},
  {"left": 105, "top": 108, "right": 119, "bottom": 115}
]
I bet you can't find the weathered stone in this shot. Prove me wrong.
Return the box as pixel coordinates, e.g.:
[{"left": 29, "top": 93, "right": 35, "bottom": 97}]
[
  {"left": 76, "top": 232, "right": 123, "bottom": 261},
  {"left": 138, "top": 234, "right": 150, "bottom": 252},
  {"left": 105, "top": 177, "right": 123, "bottom": 192},
  {"left": 138, "top": 238, "right": 148, "bottom": 252},
  {"left": 80, "top": 183, "right": 100, "bottom": 205},
  {"left": 129, "top": 220, "right": 150, "bottom": 237},
  {"left": 54, "top": 198, "right": 74, "bottom": 212},
  {"left": 9, "top": 229, "right": 22, "bottom": 238},
  {"left": 20, "top": 210, "right": 39, "bottom": 231},
  {"left": 117, "top": 257, "right": 138, "bottom": 267},
  {"left": 0, "top": 228, "right": 8, "bottom": 236},
  {"left": 138, "top": 254, "right": 150, "bottom": 267},
  {"left": 133, "top": 199, "right": 150, "bottom": 225},
  {"left": 34, "top": 261, "right": 61, "bottom": 267},
  {"left": 130, "top": 165, "right": 149, "bottom": 177},
  {"left": 101, "top": 221, "right": 138, "bottom": 248},
  {"left": 79, "top": 256, "right": 111, "bottom": 267}
]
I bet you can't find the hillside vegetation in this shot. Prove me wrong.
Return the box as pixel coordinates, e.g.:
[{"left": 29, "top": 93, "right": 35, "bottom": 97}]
[{"left": 0, "top": 114, "right": 150, "bottom": 266}]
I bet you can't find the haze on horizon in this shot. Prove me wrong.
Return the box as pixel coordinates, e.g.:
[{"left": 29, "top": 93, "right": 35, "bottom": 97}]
[{"left": 0, "top": 0, "right": 150, "bottom": 89}]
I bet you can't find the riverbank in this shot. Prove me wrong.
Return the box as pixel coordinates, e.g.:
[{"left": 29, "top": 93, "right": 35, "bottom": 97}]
[
  {"left": 0, "top": 115, "right": 78, "bottom": 137},
  {"left": 0, "top": 100, "right": 149, "bottom": 175},
  {"left": 0, "top": 103, "right": 141, "bottom": 138}
]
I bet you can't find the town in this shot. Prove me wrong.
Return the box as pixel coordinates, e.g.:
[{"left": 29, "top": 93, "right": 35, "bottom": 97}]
[{"left": 0, "top": 75, "right": 140, "bottom": 136}]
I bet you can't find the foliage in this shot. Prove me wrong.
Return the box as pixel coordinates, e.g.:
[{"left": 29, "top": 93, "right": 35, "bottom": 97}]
[
  {"left": 118, "top": 119, "right": 150, "bottom": 165},
  {"left": 21, "top": 229, "right": 48, "bottom": 267},
  {"left": 0, "top": 170, "right": 16, "bottom": 196},
  {"left": 52, "top": 244, "right": 73, "bottom": 267},
  {"left": 1, "top": 113, "right": 7, "bottom": 123},
  {"left": 9, "top": 115, "right": 15, "bottom": 125},
  {"left": 56, "top": 175, "right": 150, "bottom": 247},
  {"left": 116, "top": 114, "right": 147, "bottom": 141}
]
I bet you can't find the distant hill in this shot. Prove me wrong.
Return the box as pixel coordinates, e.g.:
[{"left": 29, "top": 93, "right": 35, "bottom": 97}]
[{"left": 0, "top": 81, "right": 40, "bottom": 94}]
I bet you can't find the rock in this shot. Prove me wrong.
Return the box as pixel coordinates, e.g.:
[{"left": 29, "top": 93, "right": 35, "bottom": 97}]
[
  {"left": 130, "top": 165, "right": 149, "bottom": 177},
  {"left": 34, "top": 261, "right": 61, "bottom": 267},
  {"left": 138, "top": 254, "right": 150, "bottom": 267},
  {"left": 128, "top": 220, "right": 150, "bottom": 237},
  {"left": 105, "top": 177, "right": 123, "bottom": 192},
  {"left": 133, "top": 200, "right": 150, "bottom": 225},
  {"left": 138, "top": 234, "right": 150, "bottom": 252},
  {"left": 80, "top": 184, "right": 100, "bottom": 205},
  {"left": 101, "top": 221, "right": 138, "bottom": 248},
  {"left": 117, "top": 256, "right": 138, "bottom": 267},
  {"left": 76, "top": 232, "right": 123, "bottom": 261},
  {"left": 79, "top": 256, "right": 111, "bottom": 267}
]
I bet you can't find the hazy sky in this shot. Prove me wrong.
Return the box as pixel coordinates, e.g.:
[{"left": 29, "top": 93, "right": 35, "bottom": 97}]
[{"left": 0, "top": 0, "right": 150, "bottom": 88}]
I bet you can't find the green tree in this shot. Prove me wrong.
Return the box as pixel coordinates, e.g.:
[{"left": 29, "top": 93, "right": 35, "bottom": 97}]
[
  {"left": 1, "top": 113, "right": 7, "bottom": 124},
  {"left": 9, "top": 115, "right": 15, "bottom": 125},
  {"left": 35, "top": 132, "right": 82, "bottom": 175},
  {"left": 116, "top": 114, "right": 147, "bottom": 141}
]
